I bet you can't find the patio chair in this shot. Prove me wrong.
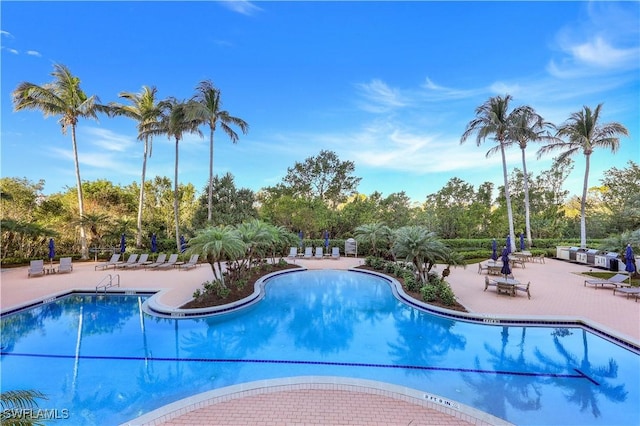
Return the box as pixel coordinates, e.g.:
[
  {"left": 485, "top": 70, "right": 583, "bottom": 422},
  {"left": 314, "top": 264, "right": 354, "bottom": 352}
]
[
  {"left": 145, "top": 253, "right": 167, "bottom": 269},
  {"left": 180, "top": 254, "right": 199, "bottom": 270},
  {"left": 287, "top": 247, "right": 298, "bottom": 259},
  {"left": 612, "top": 286, "right": 640, "bottom": 301},
  {"left": 314, "top": 247, "right": 324, "bottom": 259},
  {"left": 584, "top": 273, "right": 630, "bottom": 289},
  {"left": 123, "top": 253, "right": 149, "bottom": 269},
  {"left": 515, "top": 281, "right": 531, "bottom": 299},
  {"left": 478, "top": 263, "right": 488, "bottom": 275},
  {"left": 156, "top": 253, "right": 179, "bottom": 270},
  {"left": 484, "top": 276, "right": 496, "bottom": 292},
  {"left": 115, "top": 254, "right": 138, "bottom": 269},
  {"left": 28, "top": 259, "right": 45, "bottom": 278},
  {"left": 303, "top": 247, "right": 313, "bottom": 259},
  {"left": 331, "top": 247, "right": 340, "bottom": 260},
  {"left": 58, "top": 257, "right": 73, "bottom": 273},
  {"left": 95, "top": 254, "right": 121, "bottom": 270}
]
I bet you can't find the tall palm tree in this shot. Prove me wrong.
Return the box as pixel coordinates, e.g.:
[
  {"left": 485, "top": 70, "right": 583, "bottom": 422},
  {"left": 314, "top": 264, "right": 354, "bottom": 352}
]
[
  {"left": 12, "top": 63, "right": 107, "bottom": 259},
  {"left": 537, "top": 104, "right": 628, "bottom": 247},
  {"left": 108, "top": 86, "right": 163, "bottom": 248},
  {"left": 461, "top": 95, "right": 517, "bottom": 252},
  {"left": 504, "top": 106, "right": 555, "bottom": 248},
  {"left": 142, "top": 98, "right": 202, "bottom": 252},
  {"left": 190, "top": 80, "right": 249, "bottom": 222}
]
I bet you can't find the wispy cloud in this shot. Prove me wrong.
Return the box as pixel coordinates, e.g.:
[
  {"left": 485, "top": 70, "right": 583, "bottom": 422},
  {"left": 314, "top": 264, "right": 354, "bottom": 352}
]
[
  {"left": 26, "top": 50, "right": 41, "bottom": 57},
  {"left": 355, "top": 79, "right": 408, "bottom": 113},
  {"left": 84, "top": 128, "right": 137, "bottom": 154},
  {"left": 218, "top": 0, "right": 262, "bottom": 16},
  {"left": 1, "top": 30, "right": 13, "bottom": 38}
]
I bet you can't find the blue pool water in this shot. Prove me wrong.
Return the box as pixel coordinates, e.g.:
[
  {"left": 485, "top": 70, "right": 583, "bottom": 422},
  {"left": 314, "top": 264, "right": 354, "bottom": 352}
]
[{"left": 1, "top": 270, "right": 639, "bottom": 425}]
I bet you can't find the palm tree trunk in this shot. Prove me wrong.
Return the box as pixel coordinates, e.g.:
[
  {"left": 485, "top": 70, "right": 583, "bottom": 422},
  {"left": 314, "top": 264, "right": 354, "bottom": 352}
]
[
  {"left": 174, "top": 138, "right": 181, "bottom": 253},
  {"left": 501, "top": 144, "right": 516, "bottom": 252},
  {"left": 71, "top": 125, "right": 89, "bottom": 259},
  {"left": 580, "top": 154, "right": 590, "bottom": 248},
  {"left": 521, "top": 147, "right": 532, "bottom": 247},
  {"left": 207, "top": 126, "right": 214, "bottom": 222},
  {"left": 136, "top": 137, "right": 149, "bottom": 248}
]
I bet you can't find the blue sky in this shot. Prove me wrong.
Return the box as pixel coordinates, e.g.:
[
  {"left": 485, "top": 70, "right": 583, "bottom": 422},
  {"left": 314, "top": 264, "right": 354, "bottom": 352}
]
[{"left": 2, "top": 1, "right": 638, "bottom": 203}]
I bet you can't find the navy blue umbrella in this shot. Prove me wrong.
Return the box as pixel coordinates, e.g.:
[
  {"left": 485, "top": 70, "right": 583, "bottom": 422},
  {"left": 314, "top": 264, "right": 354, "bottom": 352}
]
[
  {"left": 151, "top": 233, "right": 157, "bottom": 253},
  {"left": 491, "top": 239, "right": 498, "bottom": 261},
  {"left": 48, "top": 238, "right": 55, "bottom": 262},
  {"left": 180, "top": 235, "right": 187, "bottom": 253},
  {"left": 500, "top": 248, "right": 511, "bottom": 278},
  {"left": 120, "top": 234, "right": 126, "bottom": 253},
  {"left": 298, "top": 231, "right": 304, "bottom": 248},
  {"left": 625, "top": 244, "right": 636, "bottom": 274},
  {"left": 520, "top": 233, "right": 525, "bottom": 251},
  {"left": 324, "top": 230, "right": 330, "bottom": 251},
  {"left": 505, "top": 235, "right": 512, "bottom": 254}
]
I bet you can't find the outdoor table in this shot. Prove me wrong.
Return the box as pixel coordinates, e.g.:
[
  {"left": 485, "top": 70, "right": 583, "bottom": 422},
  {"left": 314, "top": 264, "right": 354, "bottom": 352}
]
[
  {"left": 509, "top": 255, "right": 526, "bottom": 268},
  {"left": 174, "top": 262, "right": 185, "bottom": 269},
  {"left": 487, "top": 264, "right": 502, "bottom": 276},
  {"left": 495, "top": 277, "right": 520, "bottom": 296},
  {"left": 44, "top": 266, "right": 57, "bottom": 275}
]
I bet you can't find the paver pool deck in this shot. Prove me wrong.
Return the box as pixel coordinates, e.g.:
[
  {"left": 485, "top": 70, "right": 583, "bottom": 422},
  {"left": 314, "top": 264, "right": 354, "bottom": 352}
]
[{"left": 2, "top": 256, "right": 638, "bottom": 425}]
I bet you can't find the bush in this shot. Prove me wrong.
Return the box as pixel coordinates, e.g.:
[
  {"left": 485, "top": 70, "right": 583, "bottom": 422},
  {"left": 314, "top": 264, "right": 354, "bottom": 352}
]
[{"left": 420, "top": 284, "right": 437, "bottom": 302}]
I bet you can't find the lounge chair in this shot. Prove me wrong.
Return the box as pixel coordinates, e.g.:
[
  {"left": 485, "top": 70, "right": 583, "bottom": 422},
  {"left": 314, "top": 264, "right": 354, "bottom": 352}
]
[
  {"left": 95, "top": 254, "right": 121, "bottom": 270},
  {"left": 303, "top": 247, "right": 313, "bottom": 259},
  {"left": 116, "top": 254, "right": 138, "bottom": 269},
  {"left": 314, "top": 247, "right": 324, "bottom": 259},
  {"left": 179, "top": 254, "right": 199, "bottom": 270},
  {"left": 145, "top": 253, "right": 167, "bottom": 269},
  {"left": 156, "top": 254, "right": 179, "bottom": 270},
  {"left": 515, "top": 281, "right": 531, "bottom": 299},
  {"left": 612, "top": 286, "right": 640, "bottom": 301},
  {"left": 123, "top": 253, "right": 149, "bottom": 269},
  {"left": 58, "top": 257, "right": 73, "bottom": 273},
  {"left": 287, "top": 247, "right": 298, "bottom": 259},
  {"left": 484, "top": 276, "right": 496, "bottom": 291},
  {"left": 331, "top": 247, "right": 340, "bottom": 260},
  {"left": 584, "top": 273, "right": 630, "bottom": 289},
  {"left": 28, "top": 259, "right": 45, "bottom": 278}
]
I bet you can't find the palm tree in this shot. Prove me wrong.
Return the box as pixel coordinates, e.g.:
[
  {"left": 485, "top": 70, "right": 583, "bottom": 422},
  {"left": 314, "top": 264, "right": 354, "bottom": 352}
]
[
  {"left": 190, "top": 80, "right": 249, "bottom": 222},
  {"left": 108, "top": 86, "right": 163, "bottom": 248},
  {"left": 354, "top": 222, "right": 392, "bottom": 257},
  {"left": 461, "top": 95, "right": 517, "bottom": 252},
  {"left": 1, "top": 389, "right": 47, "bottom": 425},
  {"left": 12, "top": 63, "right": 107, "bottom": 259},
  {"left": 187, "top": 225, "right": 246, "bottom": 286},
  {"left": 504, "top": 106, "right": 555, "bottom": 248},
  {"left": 537, "top": 104, "right": 629, "bottom": 247},
  {"left": 391, "top": 225, "right": 448, "bottom": 283},
  {"left": 142, "top": 98, "right": 202, "bottom": 252}
]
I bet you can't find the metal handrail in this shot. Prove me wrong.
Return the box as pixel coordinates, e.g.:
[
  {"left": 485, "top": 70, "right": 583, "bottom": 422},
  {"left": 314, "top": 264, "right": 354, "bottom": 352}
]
[{"left": 95, "top": 274, "right": 120, "bottom": 293}]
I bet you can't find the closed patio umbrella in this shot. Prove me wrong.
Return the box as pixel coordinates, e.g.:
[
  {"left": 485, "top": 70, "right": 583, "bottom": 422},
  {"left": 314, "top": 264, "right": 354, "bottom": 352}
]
[
  {"left": 491, "top": 238, "right": 498, "bottom": 261},
  {"left": 505, "top": 235, "right": 511, "bottom": 254},
  {"left": 298, "top": 231, "right": 304, "bottom": 249},
  {"left": 120, "top": 234, "right": 126, "bottom": 253},
  {"left": 151, "top": 233, "right": 157, "bottom": 253},
  {"left": 500, "top": 247, "right": 511, "bottom": 278},
  {"left": 324, "top": 230, "right": 329, "bottom": 254},
  {"left": 180, "top": 235, "right": 187, "bottom": 253},
  {"left": 48, "top": 238, "right": 55, "bottom": 264},
  {"left": 520, "top": 233, "right": 525, "bottom": 251},
  {"left": 625, "top": 244, "right": 636, "bottom": 275}
]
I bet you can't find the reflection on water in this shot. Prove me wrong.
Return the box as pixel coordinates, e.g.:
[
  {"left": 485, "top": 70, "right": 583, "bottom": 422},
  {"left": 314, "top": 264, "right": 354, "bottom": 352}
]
[{"left": 1, "top": 271, "right": 638, "bottom": 426}]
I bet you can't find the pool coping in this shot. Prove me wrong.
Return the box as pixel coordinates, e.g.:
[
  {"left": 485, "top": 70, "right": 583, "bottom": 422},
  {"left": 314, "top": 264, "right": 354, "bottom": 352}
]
[{"left": 123, "top": 376, "right": 512, "bottom": 426}]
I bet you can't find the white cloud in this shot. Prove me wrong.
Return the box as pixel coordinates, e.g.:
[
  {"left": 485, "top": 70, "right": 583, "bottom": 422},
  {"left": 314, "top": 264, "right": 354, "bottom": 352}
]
[
  {"left": 1, "top": 30, "right": 13, "bottom": 38},
  {"left": 26, "top": 50, "right": 41, "bottom": 57},
  {"left": 355, "top": 79, "right": 408, "bottom": 113},
  {"left": 571, "top": 36, "right": 638, "bottom": 68},
  {"left": 218, "top": 0, "right": 262, "bottom": 16},
  {"left": 83, "top": 127, "right": 136, "bottom": 153}
]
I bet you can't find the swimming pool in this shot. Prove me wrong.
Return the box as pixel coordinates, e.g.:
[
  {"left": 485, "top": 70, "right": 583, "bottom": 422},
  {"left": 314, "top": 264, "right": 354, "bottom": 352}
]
[{"left": 1, "top": 270, "right": 638, "bottom": 425}]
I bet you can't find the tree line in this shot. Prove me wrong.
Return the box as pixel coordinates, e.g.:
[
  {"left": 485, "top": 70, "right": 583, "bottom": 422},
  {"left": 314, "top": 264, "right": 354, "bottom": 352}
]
[{"left": 5, "top": 64, "right": 638, "bottom": 262}]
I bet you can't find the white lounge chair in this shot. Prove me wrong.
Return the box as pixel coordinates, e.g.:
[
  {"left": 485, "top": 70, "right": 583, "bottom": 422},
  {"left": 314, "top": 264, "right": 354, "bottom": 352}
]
[
  {"left": 95, "top": 254, "right": 121, "bottom": 270},
  {"left": 123, "top": 253, "right": 149, "bottom": 269},
  {"left": 314, "top": 247, "right": 324, "bottom": 259},
  {"left": 179, "top": 254, "right": 199, "bottom": 270},
  {"left": 28, "top": 259, "right": 45, "bottom": 278},
  {"left": 156, "top": 253, "right": 179, "bottom": 270},
  {"left": 287, "top": 247, "right": 298, "bottom": 259},
  {"left": 584, "top": 273, "right": 630, "bottom": 288},
  {"left": 331, "top": 247, "right": 340, "bottom": 260},
  {"left": 145, "top": 253, "right": 167, "bottom": 269},
  {"left": 303, "top": 247, "right": 313, "bottom": 259},
  {"left": 116, "top": 254, "right": 138, "bottom": 269},
  {"left": 58, "top": 257, "right": 73, "bottom": 273}
]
